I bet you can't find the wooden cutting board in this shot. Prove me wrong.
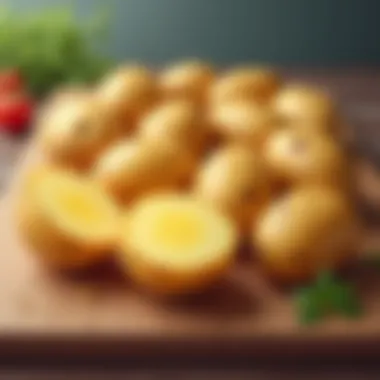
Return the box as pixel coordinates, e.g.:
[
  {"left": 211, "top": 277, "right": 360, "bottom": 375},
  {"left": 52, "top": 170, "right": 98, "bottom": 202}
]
[{"left": 0, "top": 144, "right": 380, "bottom": 362}]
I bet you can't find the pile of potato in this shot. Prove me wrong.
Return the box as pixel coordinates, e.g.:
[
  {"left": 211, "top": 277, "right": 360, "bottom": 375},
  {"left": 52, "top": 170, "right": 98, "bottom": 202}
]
[{"left": 20, "top": 60, "right": 360, "bottom": 294}]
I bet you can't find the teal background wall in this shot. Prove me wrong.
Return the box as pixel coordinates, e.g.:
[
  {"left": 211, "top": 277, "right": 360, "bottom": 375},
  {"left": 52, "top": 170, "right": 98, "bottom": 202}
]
[{"left": 5, "top": 0, "right": 380, "bottom": 65}]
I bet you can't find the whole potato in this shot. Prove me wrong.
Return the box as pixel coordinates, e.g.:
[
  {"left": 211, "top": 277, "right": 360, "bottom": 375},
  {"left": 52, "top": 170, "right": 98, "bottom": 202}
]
[
  {"left": 274, "top": 84, "right": 338, "bottom": 132},
  {"left": 138, "top": 99, "right": 209, "bottom": 155},
  {"left": 209, "top": 66, "right": 281, "bottom": 106},
  {"left": 254, "top": 186, "right": 360, "bottom": 282},
  {"left": 194, "top": 145, "right": 273, "bottom": 235},
  {"left": 264, "top": 129, "right": 351, "bottom": 189},
  {"left": 96, "top": 64, "right": 157, "bottom": 131},
  {"left": 159, "top": 60, "right": 215, "bottom": 104},
  {"left": 209, "top": 100, "right": 278, "bottom": 150},
  {"left": 37, "top": 93, "right": 120, "bottom": 171},
  {"left": 92, "top": 138, "right": 197, "bottom": 204}
]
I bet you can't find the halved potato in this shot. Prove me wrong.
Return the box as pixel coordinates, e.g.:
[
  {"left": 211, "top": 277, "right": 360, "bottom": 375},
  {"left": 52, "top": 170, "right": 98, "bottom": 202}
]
[
  {"left": 16, "top": 167, "right": 119, "bottom": 269},
  {"left": 254, "top": 186, "right": 360, "bottom": 282},
  {"left": 119, "top": 194, "right": 238, "bottom": 295}
]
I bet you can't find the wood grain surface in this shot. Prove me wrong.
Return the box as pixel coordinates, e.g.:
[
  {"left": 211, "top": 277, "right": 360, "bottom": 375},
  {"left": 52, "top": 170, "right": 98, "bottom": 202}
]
[{"left": 0, "top": 69, "right": 380, "bottom": 376}]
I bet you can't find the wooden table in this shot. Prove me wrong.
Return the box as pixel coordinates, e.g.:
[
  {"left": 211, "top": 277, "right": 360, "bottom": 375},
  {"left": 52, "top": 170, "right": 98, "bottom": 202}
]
[{"left": 0, "top": 68, "right": 380, "bottom": 379}]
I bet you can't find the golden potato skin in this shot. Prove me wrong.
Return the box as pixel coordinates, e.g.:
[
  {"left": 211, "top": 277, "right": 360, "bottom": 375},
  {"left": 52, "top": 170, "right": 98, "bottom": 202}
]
[
  {"left": 254, "top": 186, "right": 359, "bottom": 282},
  {"left": 209, "top": 100, "right": 278, "bottom": 149},
  {"left": 37, "top": 94, "right": 120, "bottom": 172},
  {"left": 93, "top": 139, "right": 197, "bottom": 204},
  {"left": 96, "top": 64, "right": 157, "bottom": 129},
  {"left": 138, "top": 99, "right": 209, "bottom": 154},
  {"left": 274, "top": 84, "right": 337, "bottom": 132},
  {"left": 210, "top": 66, "right": 281, "bottom": 105},
  {"left": 194, "top": 145, "right": 273, "bottom": 234},
  {"left": 264, "top": 129, "right": 351, "bottom": 190},
  {"left": 159, "top": 60, "right": 215, "bottom": 104}
]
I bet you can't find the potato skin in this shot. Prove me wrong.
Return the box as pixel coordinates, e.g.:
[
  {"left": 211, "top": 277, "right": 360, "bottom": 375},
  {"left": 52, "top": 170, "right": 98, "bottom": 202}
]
[
  {"left": 274, "top": 84, "right": 338, "bottom": 132},
  {"left": 15, "top": 169, "right": 112, "bottom": 270},
  {"left": 254, "top": 186, "right": 360, "bottom": 282},
  {"left": 37, "top": 94, "right": 121, "bottom": 172},
  {"left": 96, "top": 64, "right": 158, "bottom": 129},
  {"left": 122, "top": 244, "right": 233, "bottom": 295},
  {"left": 209, "top": 100, "right": 278, "bottom": 150},
  {"left": 194, "top": 145, "right": 273, "bottom": 235},
  {"left": 138, "top": 99, "right": 209, "bottom": 155},
  {"left": 93, "top": 138, "right": 197, "bottom": 205},
  {"left": 159, "top": 60, "right": 215, "bottom": 104},
  {"left": 264, "top": 129, "right": 351, "bottom": 190},
  {"left": 209, "top": 66, "right": 281, "bottom": 106}
]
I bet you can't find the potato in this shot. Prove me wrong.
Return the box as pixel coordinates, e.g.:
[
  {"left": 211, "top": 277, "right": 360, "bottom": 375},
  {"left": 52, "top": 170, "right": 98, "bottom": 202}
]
[
  {"left": 138, "top": 99, "right": 209, "bottom": 154},
  {"left": 37, "top": 93, "right": 121, "bottom": 171},
  {"left": 209, "top": 100, "right": 278, "bottom": 150},
  {"left": 92, "top": 138, "right": 197, "bottom": 204},
  {"left": 96, "top": 64, "right": 157, "bottom": 130},
  {"left": 194, "top": 145, "right": 273, "bottom": 235},
  {"left": 274, "top": 84, "right": 337, "bottom": 132},
  {"left": 264, "top": 129, "right": 351, "bottom": 189},
  {"left": 118, "top": 193, "right": 238, "bottom": 295},
  {"left": 159, "top": 60, "right": 214, "bottom": 104},
  {"left": 16, "top": 166, "right": 119, "bottom": 270},
  {"left": 254, "top": 186, "right": 360, "bottom": 282},
  {"left": 209, "top": 66, "right": 281, "bottom": 106}
]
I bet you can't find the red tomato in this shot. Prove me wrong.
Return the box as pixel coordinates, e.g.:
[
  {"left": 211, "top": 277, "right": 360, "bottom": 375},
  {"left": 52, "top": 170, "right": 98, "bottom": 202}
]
[
  {"left": 0, "top": 93, "right": 33, "bottom": 134},
  {"left": 0, "top": 69, "right": 24, "bottom": 94}
]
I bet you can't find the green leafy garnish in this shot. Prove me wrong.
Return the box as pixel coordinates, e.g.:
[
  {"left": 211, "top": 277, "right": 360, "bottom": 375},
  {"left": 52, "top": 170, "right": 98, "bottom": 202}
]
[
  {"left": 294, "top": 271, "right": 362, "bottom": 325},
  {"left": 0, "top": 5, "right": 113, "bottom": 97}
]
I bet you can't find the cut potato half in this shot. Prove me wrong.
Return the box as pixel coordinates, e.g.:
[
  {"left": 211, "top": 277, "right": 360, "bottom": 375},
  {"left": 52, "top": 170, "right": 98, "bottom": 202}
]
[
  {"left": 16, "top": 167, "right": 119, "bottom": 269},
  {"left": 119, "top": 194, "right": 238, "bottom": 295}
]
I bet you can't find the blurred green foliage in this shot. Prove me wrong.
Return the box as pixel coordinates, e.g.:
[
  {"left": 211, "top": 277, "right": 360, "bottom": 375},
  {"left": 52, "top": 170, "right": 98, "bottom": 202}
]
[{"left": 0, "top": 5, "right": 113, "bottom": 97}]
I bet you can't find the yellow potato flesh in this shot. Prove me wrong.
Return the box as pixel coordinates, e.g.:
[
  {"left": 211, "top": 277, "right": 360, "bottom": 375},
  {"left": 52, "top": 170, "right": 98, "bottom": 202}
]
[
  {"left": 16, "top": 167, "right": 118, "bottom": 269},
  {"left": 119, "top": 194, "right": 238, "bottom": 295}
]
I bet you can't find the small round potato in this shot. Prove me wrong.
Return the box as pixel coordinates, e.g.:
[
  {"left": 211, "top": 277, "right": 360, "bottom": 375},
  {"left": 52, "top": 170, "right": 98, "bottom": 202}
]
[
  {"left": 209, "top": 66, "right": 281, "bottom": 106},
  {"left": 209, "top": 100, "right": 278, "bottom": 149},
  {"left": 96, "top": 64, "right": 157, "bottom": 130},
  {"left": 37, "top": 93, "right": 120, "bottom": 171},
  {"left": 92, "top": 138, "right": 197, "bottom": 204},
  {"left": 254, "top": 186, "right": 359, "bottom": 282},
  {"left": 138, "top": 99, "right": 209, "bottom": 154},
  {"left": 274, "top": 84, "right": 337, "bottom": 132},
  {"left": 264, "top": 129, "right": 351, "bottom": 189},
  {"left": 159, "top": 60, "right": 215, "bottom": 104},
  {"left": 194, "top": 145, "right": 273, "bottom": 234}
]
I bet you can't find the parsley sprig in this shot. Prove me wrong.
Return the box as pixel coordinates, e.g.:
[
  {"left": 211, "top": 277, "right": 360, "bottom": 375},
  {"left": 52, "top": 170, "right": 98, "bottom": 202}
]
[{"left": 294, "top": 272, "right": 363, "bottom": 325}]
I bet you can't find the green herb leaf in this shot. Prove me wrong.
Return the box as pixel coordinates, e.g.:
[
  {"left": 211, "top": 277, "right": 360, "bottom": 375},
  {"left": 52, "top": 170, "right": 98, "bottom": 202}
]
[
  {"left": 0, "top": 6, "right": 113, "bottom": 97},
  {"left": 294, "top": 271, "right": 363, "bottom": 325}
]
